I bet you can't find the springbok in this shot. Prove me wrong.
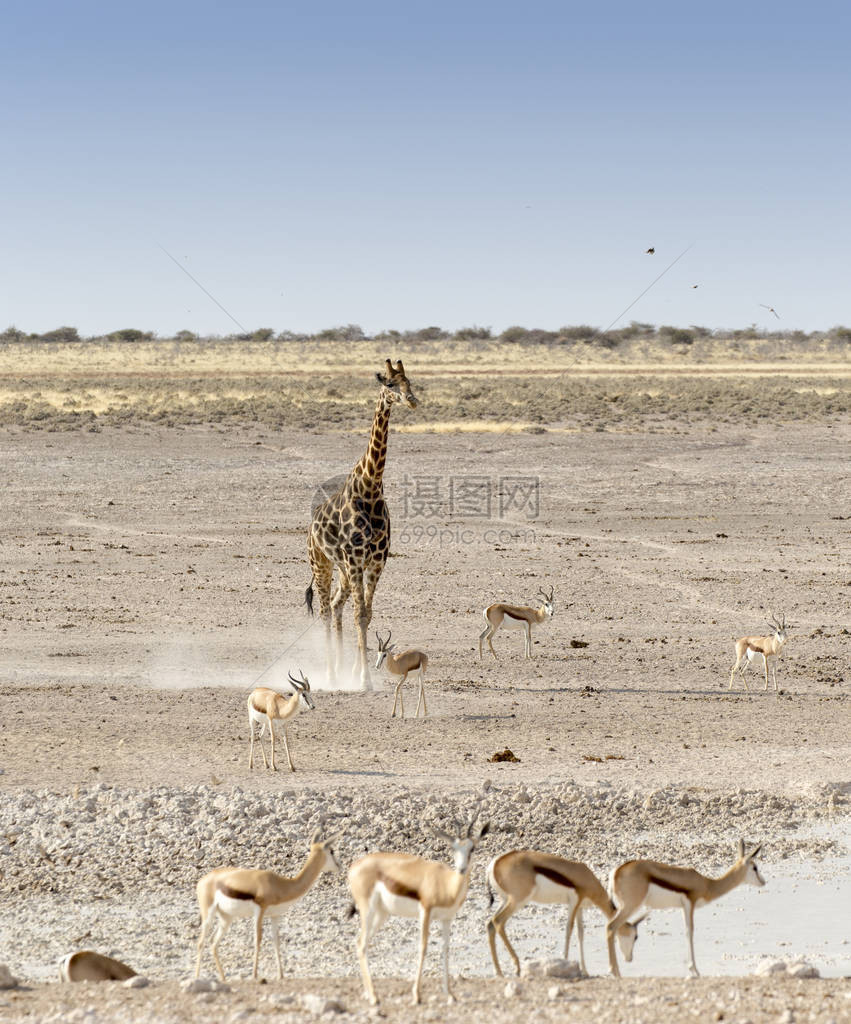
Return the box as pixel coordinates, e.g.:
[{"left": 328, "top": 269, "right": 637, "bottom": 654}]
[
  {"left": 478, "top": 586, "right": 555, "bottom": 660},
  {"left": 247, "top": 670, "right": 314, "bottom": 771},
  {"left": 59, "top": 951, "right": 136, "bottom": 982},
  {"left": 486, "top": 849, "right": 645, "bottom": 976},
  {"left": 347, "top": 810, "right": 490, "bottom": 1006},
  {"left": 729, "top": 613, "right": 789, "bottom": 691},
  {"left": 194, "top": 828, "right": 342, "bottom": 981},
  {"left": 375, "top": 630, "right": 428, "bottom": 717},
  {"left": 606, "top": 839, "right": 765, "bottom": 977}
]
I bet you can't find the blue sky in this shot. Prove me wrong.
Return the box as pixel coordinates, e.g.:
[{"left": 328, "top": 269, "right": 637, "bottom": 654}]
[{"left": 1, "top": 0, "right": 848, "bottom": 335}]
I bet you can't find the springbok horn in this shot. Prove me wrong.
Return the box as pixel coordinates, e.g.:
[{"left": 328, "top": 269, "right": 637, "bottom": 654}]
[
  {"left": 310, "top": 828, "right": 321, "bottom": 844},
  {"left": 430, "top": 824, "right": 454, "bottom": 844},
  {"left": 288, "top": 671, "right": 304, "bottom": 690}
]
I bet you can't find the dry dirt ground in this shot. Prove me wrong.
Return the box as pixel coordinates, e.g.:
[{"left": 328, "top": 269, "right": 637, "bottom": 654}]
[{"left": 0, "top": 344, "right": 849, "bottom": 1022}]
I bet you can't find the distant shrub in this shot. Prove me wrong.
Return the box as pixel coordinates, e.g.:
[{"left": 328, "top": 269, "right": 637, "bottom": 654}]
[
  {"left": 828, "top": 326, "right": 851, "bottom": 344},
  {"left": 499, "top": 326, "right": 530, "bottom": 344},
  {"left": 454, "top": 325, "right": 492, "bottom": 341},
  {"left": 410, "top": 326, "right": 449, "bottom": 342},
  {"left": 174, "top": 330, "right": 198, "bottom": 342},
  {"left": 317, "top": 324, "right": 366, "bottom": 342},
  {"left": 616, "top": 321, "right": 656, "bottom": 341},
  {"left": 556, "top": 325, "right": 598, "bottom": 343},
  {"left": 658, "top": 325, "right": 695, "bottom": 346},
  {"left": 0, "top": 326, "right": 26, "bottom": 343},
  {"left": 108, "top": 328, "right": 152, "bottom": 344},
  {"left": 38, "top": 326, "right": 80, "bottom": 344},
  {"left": 251, "top": 327, "right": 275, "bottom": 342}
]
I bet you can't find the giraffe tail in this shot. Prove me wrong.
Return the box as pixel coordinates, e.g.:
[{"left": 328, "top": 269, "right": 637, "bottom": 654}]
[{"left": 304, "top": 579, "right": 315, "bottom": 616}]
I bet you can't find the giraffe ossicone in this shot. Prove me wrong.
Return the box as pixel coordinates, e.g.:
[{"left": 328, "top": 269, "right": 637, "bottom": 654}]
[{"left": 305, "top": 359, "right": 418, "bottom": 689}]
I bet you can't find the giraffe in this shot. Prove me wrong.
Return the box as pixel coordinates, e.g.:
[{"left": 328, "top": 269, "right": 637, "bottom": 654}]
[{"left": 305, "top": 359, "right": 418, "bottom": 688}]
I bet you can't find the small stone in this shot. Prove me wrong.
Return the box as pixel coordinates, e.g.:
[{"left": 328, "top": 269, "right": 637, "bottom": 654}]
[
  {"left": 504, "top": 980, "right": 522, "bottom": 998},
  {"left": 0, "top": 965, "right": 18, "bottom": 990},
  {"left": 300, "top": 993, "right": 346, "bottom": 1015},
  {"left": 755, "top": 959, "right": 788, "bottom": 976},
  {"left": 182, "top": 978, "right": 215, "bottom": 993},
  {"left": 548, "top": 984, "right": 567, "bottom": 1001},
  {"left": 266, "top": 993, "right": 296, "bottom": 1008},
  {"left": 788, "top": 961, "right": 819, "bottom": 979},
  {"left": 778, "top": 1011, "right": 795, "bottom": 1024},
  {"left": 521, "top": 957, "right": 582, "bottom": 980},
  {"left": 123, "top": 975, "right": 149, "bottom": 989}
]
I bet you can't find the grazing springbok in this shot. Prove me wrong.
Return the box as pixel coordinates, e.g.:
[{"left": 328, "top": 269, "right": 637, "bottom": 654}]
[
  {"left": 606, "top": 839, "right": 765, "bottom": 978},
  {"left": 194, "top": 828, "right": 342, "bottom": 981},
  {"left": 347, "top": 811, "right": 490, "bottom": 1006},
  {"left": 486, "top": 849, "right": 645, "bottom": 976},
  {"left": 247, "top": 670, "right": 314, "bottom": 772},
  {"left": 59, "top": 951, "right": 136, "bottom": 982},
  {"left": 729, "top": 613, "right": 789, "bottom": 692},
  {"left": 375, "top": 630, "right": 429, "bottom": 718},
  {"left": 478, "top": 586, "right": 555, "bottom": 660}
]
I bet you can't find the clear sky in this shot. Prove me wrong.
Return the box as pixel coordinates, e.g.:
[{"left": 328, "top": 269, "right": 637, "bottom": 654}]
[{"left": 1, "top": 0, "right": 848, "bottom": 336}]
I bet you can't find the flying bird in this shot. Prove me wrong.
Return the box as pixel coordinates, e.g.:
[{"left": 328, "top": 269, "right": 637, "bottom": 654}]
[
  {"left": 645, "top": 247, "right": 655, "bottom": 255},
  {"left": 692, "top": 284, "right": 699, "bottom": 289},
  {"left": 760, "top": 304, "right": 780, "bottom": 319}
]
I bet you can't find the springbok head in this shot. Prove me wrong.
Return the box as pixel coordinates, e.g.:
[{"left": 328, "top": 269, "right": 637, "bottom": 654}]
[
  {"left": 767, "top": 612, "right": 788, "bottom": 642},
  {"left": 287, "top": 669, "right": 315, "bottom": 710},
  {"left": 538, "top": 585, "right": 555, "bottom": 617},
  {"left": 736, "top": 838, "right": 766, "bottom": 887},
  {"left": 374, "top": 630, "right": 395, "bottom": 669},
  {"left": 309, "top": 826, "right": 344, "bottom": 872},
  {"left": 430, "top": 806, "right": 490, "bottom": 873},
  {"left": 376, "top": 359, "right": 418, "bottom": 409}
]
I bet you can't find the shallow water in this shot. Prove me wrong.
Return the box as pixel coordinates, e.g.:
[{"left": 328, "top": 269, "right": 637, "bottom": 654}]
[{"left": 484, "top": 857, "right": 851, "bottom": 979}]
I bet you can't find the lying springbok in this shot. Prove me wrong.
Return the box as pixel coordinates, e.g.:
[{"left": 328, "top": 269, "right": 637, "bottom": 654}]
[
  {"left": 59, "top": 950, "right": 136, "bottom": 982},
  {"left": 486, "top": 849, "right": 645, "bottom": 976},
  {"left": 247, "top": 670, "right": 314, "bottom": 771},
  {"left": 375, "top": 630, "right": 429, "bottom": 717},
  {"left": 478, "top": 586, "right": 555, "bottom": 660},
  {"left": 347, "top": 810, "right": 490, "bottom": 1006},
  {"left": 195, "top": 828, "right": 342, "bottom": 981},
  {"left": 729, "top": 613, "right": 789, "bottom": 691},
  {"left": 606, "top": 839, "right": 765, "bottom": 977}
]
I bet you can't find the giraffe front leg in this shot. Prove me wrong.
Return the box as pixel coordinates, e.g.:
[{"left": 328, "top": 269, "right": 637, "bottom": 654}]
[
  {"left": 349, "top": 571, "right": 371, "bottom": 690},
  {"left": 331, "top": 573, "right": 351, "bottom": 679}
]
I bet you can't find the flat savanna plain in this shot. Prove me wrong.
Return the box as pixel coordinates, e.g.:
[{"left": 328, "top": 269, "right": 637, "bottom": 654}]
[{"left": 0, "top": 340, "right": 849, "bottom": 1023}]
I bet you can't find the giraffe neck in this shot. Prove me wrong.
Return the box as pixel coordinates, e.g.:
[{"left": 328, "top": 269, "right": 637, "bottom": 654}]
[{"left": 351, "top": 395, "right": 392, "bottom": 495}]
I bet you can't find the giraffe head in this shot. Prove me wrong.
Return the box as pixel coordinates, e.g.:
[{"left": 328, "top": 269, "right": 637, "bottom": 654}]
[{"left": 376, "top": 359, "right": 418, "bottom": 409}]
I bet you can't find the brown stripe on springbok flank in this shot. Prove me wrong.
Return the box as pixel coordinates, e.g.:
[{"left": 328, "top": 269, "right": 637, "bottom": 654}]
[
  {"left": 377, "top": 872, "right": 420, "bottom": 902},
  {"left": 534, "top": 866, "right": 577, "bottom": 890},
  {"left": 218, "top": 883, "right": 256, "bottom": 901},
  {"left": 747, "top": 642, "right": 768, "bottom": 655},
  {"left": 503, "top": 609, "right": 529, "bottom": 621},
  {"left": 647, "top": 874, "right": 688, "bottom": 894}
]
